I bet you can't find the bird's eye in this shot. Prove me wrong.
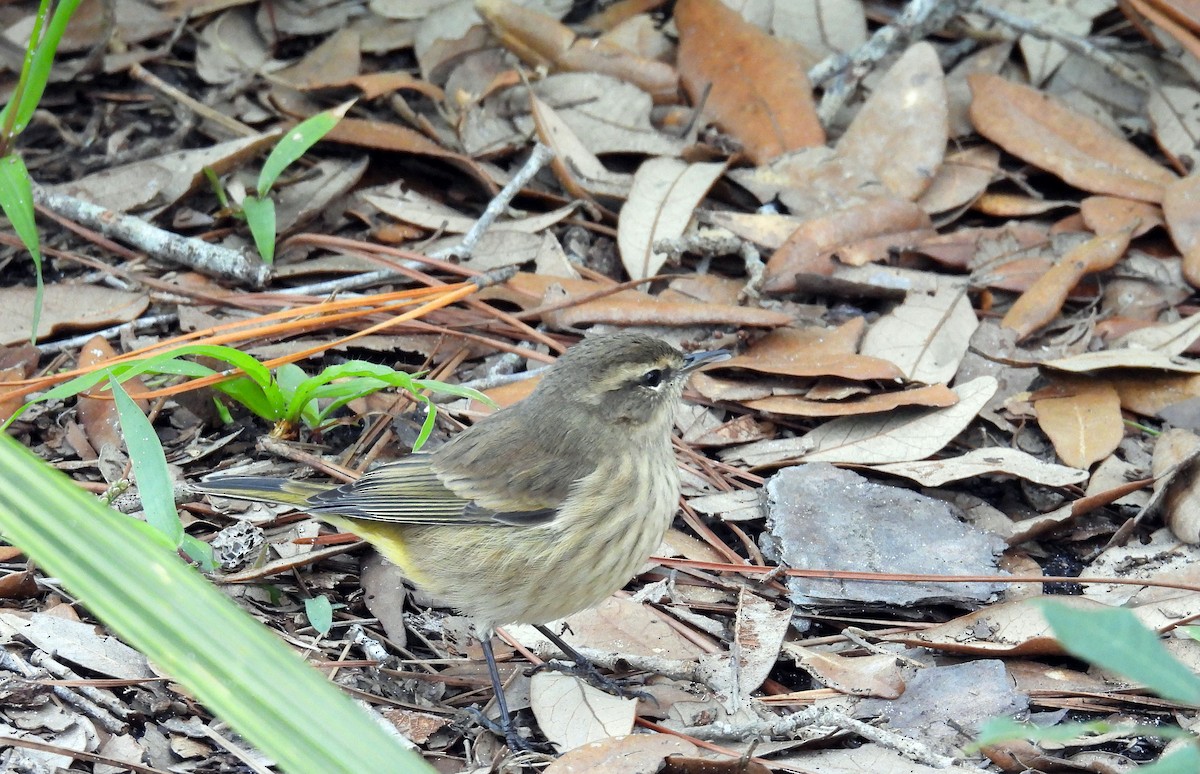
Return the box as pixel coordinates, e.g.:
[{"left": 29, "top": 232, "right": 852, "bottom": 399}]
[{"left": 639, "top": 369, "right": 664, "bottom": 388}]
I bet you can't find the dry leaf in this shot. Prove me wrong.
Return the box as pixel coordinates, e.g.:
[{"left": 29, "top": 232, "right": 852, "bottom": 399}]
[
  {"left": 722, "top": 321, "right": 903, "bottom": 381},
  {"left": 1151, "top": 429, "right": 1200, "bottom": 543},
  {"left": 781, "top": 641, "right": 905, "bottom": 698},
  {"left": 617, "top": 157, "right": 726, "bottom": 280},
  {"left": 1033, "top": 377, "right": 1123, "bottom": 469},
  {"left": 476, "top": 0, "right": 678, "bottom": 101},
  {"left": 860, "top": 282, "right": 977, "bottom": 384},
  {"left": 762, "top": 197, "right": 932, "bottom": 293},
  {"left": 1079, "top": 195, "right": 1163, "bottom": 237},
  {"left": 885, "top": 597, "right": 1104, "bottom": 656},
  {"left": 835, "top": 42, "right": 948, "bottom": 201},
  {"left": 543, "top": 734, "right": 699, "bottom": 774},
  {"left": 724, "top": 377, "right": 997, "bottom": 466},
  {"left": 968, "top": 74, "right": 1176, "bottom": 202},
  {"left": 917, "top": 145, "right": 1000, "bottom": 214},
  {"left": 530, "top": 673, "right": 636, "bottom": 753},
  {"left": 744, "top": 383, "right": 958, "bottom": 418},
  {"left": 870, "top": 448, "right": 1088, "bottom": 488},
  {"left": 1, "top": 285, "right": 150, "bottom": 347},
  {"left": 530, "top": 90, "right": 633, "bottom": 200},
  {"left": 675, "top": 0, "right": 824, "bottom": 163},
  {"left": 1163, "top": 173, "right": 1200, "bottom": 287},
  {"left": 1000, "top": 230, "right": 1131, "bottom": 342}
]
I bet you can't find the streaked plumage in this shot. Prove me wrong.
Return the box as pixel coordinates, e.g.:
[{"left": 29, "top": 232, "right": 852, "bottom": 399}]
[{"left": 194, "top": 332, "right": 729, "bottom": 633}]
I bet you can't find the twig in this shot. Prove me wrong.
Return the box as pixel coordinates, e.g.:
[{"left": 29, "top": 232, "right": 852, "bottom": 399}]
[
  {"left": 810, "top": 0, "right": 970, "bottom": 124},
  {"left": 0, "top": 650, "right": 127, "bottom": 734},
  {"left": 33, "top": 187, "right": 271, "bottom": 287},
  {"left": 682, "top": 707, "right": 965, "bottom": 769},
  {"left": 36, "top": 313, "right": 178, "bottom": 356},
  {"left": 128, "top": 62, "right": 257, "bottom": 138},
  {"left": 439, "top": 142, "right": 556, "bottom": 261},
  {"left": 973, "top": 3, "right": 1155, "bottom": 91},
  {"left": 274, "top": 144, "right": 556, "bottom": 296}
]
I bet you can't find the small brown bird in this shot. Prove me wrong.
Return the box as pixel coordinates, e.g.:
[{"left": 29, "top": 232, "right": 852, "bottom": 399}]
[{"left": 193, "top": 332, "right": 729, "bottom": 748}]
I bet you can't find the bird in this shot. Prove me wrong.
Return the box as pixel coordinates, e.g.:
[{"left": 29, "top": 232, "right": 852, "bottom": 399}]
[{"left": 192, "top": 332, "right": 730, "bottom": 749}]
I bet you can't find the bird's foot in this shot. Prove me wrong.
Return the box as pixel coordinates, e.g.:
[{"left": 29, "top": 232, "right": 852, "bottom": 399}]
[
  {"left": 464, "top": 707, "right": 551, "bottom": 754},
  {"left": 530, "top": 659, "right": 654, "bottom": 703}
]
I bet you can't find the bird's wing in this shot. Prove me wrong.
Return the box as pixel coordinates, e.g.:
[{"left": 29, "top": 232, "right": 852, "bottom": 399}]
[{"left": 305, "top": 454, "right": 558, "bottom": 527}]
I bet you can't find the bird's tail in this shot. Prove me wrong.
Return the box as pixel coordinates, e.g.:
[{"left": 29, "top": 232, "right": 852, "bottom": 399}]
[{"left": 192, "top": 476, "right": 331, "bottom": 507}]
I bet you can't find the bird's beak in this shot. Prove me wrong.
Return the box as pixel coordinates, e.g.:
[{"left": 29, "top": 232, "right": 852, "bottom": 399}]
[{"left": 682, "top": 349, "right": 732, "bottom": 373}]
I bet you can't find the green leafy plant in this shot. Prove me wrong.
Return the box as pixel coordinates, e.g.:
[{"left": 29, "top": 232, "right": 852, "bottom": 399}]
[
  {"left": 207, "top": 102, "right": 351, "bottom": 264},
  {"left": 0, "top": 0, "right": 83, "bottom": 340},
  {"left": 975, "top": 602, "right": 1200, "bottom": 771},
  {"left": 5, "top": 343, "right": 490, "bottom": 445}
]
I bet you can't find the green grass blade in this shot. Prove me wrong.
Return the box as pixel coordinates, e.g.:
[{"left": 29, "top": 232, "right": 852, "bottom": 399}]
[
  {"left": 257, "top": 101, "right": 351, "bottom": 194},
  {"left": 0, "top": 435, "right": 431, "bottom": 773},
  {"left": 110, "top": 378, "right": 181, "bottom": 545},
  {"left": 242, "top": 194, "right": 276, "bottom": 264},
  {"left": 0, "top": 153, "right": 43, "bottom": 340}
]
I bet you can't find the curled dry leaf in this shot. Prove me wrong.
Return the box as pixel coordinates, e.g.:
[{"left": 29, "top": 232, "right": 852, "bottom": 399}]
[
  {"left": 835, "top": 42, "right": 948, "bottom": 201},
  {"left": 476, "top": 0, "right": 678, "bottom": 102},
  {"left": 780, "top": 641, "right": 905, "bottom": 699},
  {"left": 724, "top": 377, "right": 997, "bottom": 466},
  {"left": 529, "top": 90, "right": 632, "bottom": 200},
  {"left": 0, "top": 344, "right": 38, "bottom": 420},
  {"left": 1162, "top": 173, "right": 1200, "bottom": 287},
  {"left": 674, "top": 0, "right": 824, "bottom": 164},
  {"left": 1151, "top": 428, "right": 1200, "bottom": 543},
  {"left": 762, "top": 197, "right": 932, "bottom": 293},
  {"left": 968, "top": 74, "right": 1177, "bottom": 203},
  {"left": 917, "top": 145, "right": 1000, "bottom": 215},
  {"left": 485, "top": 272, "right": 791, "bottom": 328},
  {"left": 617, "top": 157, "right": 727, "bottom": 280},
  {"left": 1000, "top": 230, "right": 1131, "bottom": 342},
  {"left": 799, "top": 376, "right": 997, "bottom": 465},
  {"left": 1148, "top": 84, "right": 1200, "bottom": 172},
  {"left": 1033, "top": 376, "right": 1123, "bottom": 469}
]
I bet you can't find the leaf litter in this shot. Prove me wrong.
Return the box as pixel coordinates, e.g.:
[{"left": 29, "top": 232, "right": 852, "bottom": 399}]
[{"left": 3, "top": 0, "right": 1200, "bottom": 771}]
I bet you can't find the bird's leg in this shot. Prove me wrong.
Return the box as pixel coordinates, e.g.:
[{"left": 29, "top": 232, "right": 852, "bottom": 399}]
[
  {"left": 478, "top": 635, "right": 538, "bottom": 752},
  {"left": 532, "top": 624, "right": 653, "bottom": 702}
]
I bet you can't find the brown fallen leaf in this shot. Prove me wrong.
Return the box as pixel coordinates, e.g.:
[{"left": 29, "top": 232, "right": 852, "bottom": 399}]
[
  {"left": 763, "top": 197, "right": 932, "bottom": 293},
  {"left": 721, "top": 322, "right": 904, "bottom": 381},
  {"left": 835, "top": 42, "right": 948, "bottom": 201},
  {"left": 529, "top": 90, "right": 631, "bottom": 201},
  {"left": 76, "top": 336, "right": 151, "bottom": 456},
  {"left": 543, "top": 734, "right": 699, "bottom": 774},
  {"left": 1000, "top": 230, "right": 1131, "bottom": 342},
  {"left": 476, "top": 0, "right": 678, "bottom": 102},
  {"left": 781, "top": 641, "right": 905, "bottom": 699},
  {"left": 1033, "top": 376, "right": 1123, "bottom": 469},
  {"left": 617, "top": 157, "right": 727, "bottom": 280},
  {"left": 1112, "top": 373, "right": 1200, "bottom": 417},
  {"left": 744, "top": 383, "right": 958, "bottom": 418},
  {"left": 884, "top": 596, "right": 1105, "bottom": 656},
  {"left": 968, "top": 74, "right": 1177, "bottom": 203},
  {"left": 0, "top": 344, "right": 38, "bottom": 421},
  {"left": 1080, "top": 195, "right": 1163, "bottom": 237},
  {"left": 674, "top": 0, "right": 824, "bottom": 164},
  {"left": 1162, "top": 173, "right": 1200, "bottom": 287},
  {"left": 482, "top": 272, "right": 792, "bottom": 328},
  {"left": 917, "top": 145, "right": 1000, "bottom": 215},
  {"left": 1151, "top": 428, "right": 1200, "bottom": 543},
  {"left": 1, "top": 285, "right": 150, "bottom": 348}
]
